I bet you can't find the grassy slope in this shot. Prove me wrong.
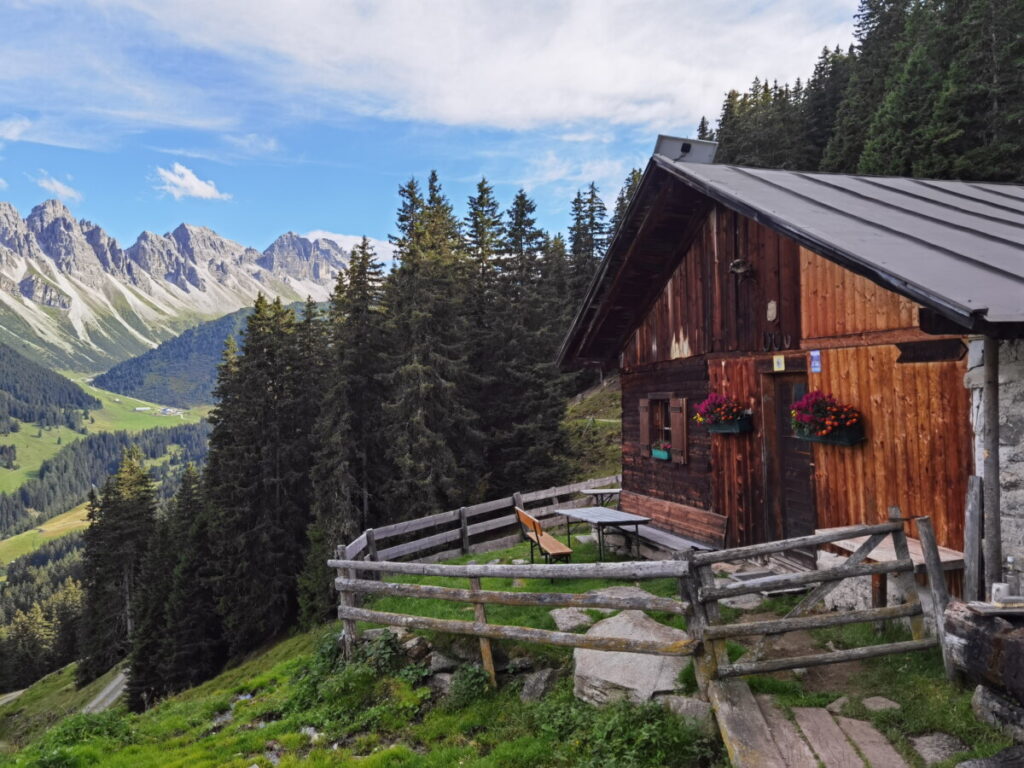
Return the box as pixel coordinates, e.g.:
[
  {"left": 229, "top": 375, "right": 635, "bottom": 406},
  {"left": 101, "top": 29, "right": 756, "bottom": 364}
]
[
  {"left": 0, "top": 503, "right": 88, "bottom": 568},
  {"left": 0, "top": 540, "right": 1010, "bottom": 767},
  {"left": 564, "top": 376, "right": 621, "bottom": 480},
  {"left": 0, "top": 375, "right": 207, "bottom": 494},
  {"left": 0, "top": 664, "right": 123, "bottom": 752}
]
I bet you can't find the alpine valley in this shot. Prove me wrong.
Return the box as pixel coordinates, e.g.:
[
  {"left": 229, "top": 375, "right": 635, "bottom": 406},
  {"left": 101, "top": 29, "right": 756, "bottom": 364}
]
[{"left": 0, "top": 199, "right": 347, "bottom": 370}]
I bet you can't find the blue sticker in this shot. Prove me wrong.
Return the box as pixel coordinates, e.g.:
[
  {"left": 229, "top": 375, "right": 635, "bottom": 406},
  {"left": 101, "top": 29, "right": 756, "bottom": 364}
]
[{"left": 810, "top": 350, "right": 822, "bottom": 373}]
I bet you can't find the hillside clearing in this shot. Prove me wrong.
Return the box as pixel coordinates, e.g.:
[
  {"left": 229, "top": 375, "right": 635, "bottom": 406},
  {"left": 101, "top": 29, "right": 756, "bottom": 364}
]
[
  {"left": 0, "top": 376, "right": 206, "bottom": 494},
  {"left": 0, "top": 503, "right": 89, "bottom": 568}
]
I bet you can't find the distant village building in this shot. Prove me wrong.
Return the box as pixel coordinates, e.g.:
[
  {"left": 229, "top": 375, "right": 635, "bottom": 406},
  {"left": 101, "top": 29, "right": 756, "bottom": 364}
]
[
  {"left": 133, "top": 406, "right": 152, "bottom": 412},
  {"left": 559, "top": 136, "right": 1024, "bottom": 600}
]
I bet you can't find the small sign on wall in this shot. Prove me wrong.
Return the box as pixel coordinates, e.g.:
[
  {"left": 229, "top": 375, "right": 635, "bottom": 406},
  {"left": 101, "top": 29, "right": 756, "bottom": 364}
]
[
  {"left": 810, "top": 350, "right": 822, "bottom": 373},
  {"left": 773, "top": 355, "right": 786, "bottom": 372}
]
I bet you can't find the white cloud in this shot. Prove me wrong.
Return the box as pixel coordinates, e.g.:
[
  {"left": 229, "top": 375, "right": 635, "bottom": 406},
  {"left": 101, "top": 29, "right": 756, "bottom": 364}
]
[
  {"left": 0, "top": 178, "right": 7, "bottom": 190},
  {"left": 0, "top": 116, "right": 31, "bottom": 142},
  {"left": 223, "top": 133, "right": 279, "bottom": 154},
  {"left": 305, "top": 230, "right": 395, "bottom": 262},
  {"left": 154, "top": 163, "right": 231, "bottom": 200},
  {"left": 34, "top": 171, "right": 82, "bottom": 203},
  {"left": 91, "top": 0, "right": 857, "bottom": 131}
]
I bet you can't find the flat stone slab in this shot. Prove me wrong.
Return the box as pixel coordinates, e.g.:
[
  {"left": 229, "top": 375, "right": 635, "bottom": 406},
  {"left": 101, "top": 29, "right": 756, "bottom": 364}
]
[
  {"left": 550, "top": 607, "right": 594, "bottom": 632},
  {"left": 714, "top": 578, "right": 764, "bottom": 610},
  {"left": 862, "top": 695, "right": 900, "bottom": 712},
  {"left": 573, "top": 610, "right": 691, "bottom": 706},
  {"left": 912, "top": 733, "right": 969, "bottom": 766},
  {"left": 825, "top": 695, "right": 849, "bottom": 714},
  {"left": 585, "top": 586, "right": 659, "bottom": 614}
]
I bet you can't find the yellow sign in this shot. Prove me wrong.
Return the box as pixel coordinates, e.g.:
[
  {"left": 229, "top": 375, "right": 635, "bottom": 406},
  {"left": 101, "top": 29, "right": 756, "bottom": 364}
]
[{"left": 773, "top": 355, "right": 786, "bottom": 372}]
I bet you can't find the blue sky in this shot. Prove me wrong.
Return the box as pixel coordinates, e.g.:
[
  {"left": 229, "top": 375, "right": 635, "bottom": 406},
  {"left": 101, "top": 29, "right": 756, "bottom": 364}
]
[{"left": 0, "top": 1, "right": 857, "bottom": 256}]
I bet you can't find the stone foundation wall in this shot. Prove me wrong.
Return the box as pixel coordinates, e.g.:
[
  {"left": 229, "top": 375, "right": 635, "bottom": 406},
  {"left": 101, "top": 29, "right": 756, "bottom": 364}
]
[{"left": 965, "top": 338, "right": 1024, "bottom": 568}]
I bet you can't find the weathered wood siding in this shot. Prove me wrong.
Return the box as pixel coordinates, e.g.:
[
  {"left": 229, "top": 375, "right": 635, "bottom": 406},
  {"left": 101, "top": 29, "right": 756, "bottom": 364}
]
[
  {"left": 622, "top": 206, "right": 801, "bottom": 370},
  {"left": 800, "top": 246, "right": 922, "bottom": 340},
  {"left": 809, "top": 345, "right": 971, "bottom": 551},
  {"left": 707, "top": 357, "right": 765, "bottom": 547},
  {"left": 621, "top": 359, "right": 712, "bottom": 512}
]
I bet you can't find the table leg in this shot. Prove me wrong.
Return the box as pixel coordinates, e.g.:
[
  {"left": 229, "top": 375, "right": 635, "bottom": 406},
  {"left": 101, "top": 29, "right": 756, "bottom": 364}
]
[
  {"left": 598, "top": 525, "right": 604, "bottom": 562},
  {"left": 634, "top": 524, "right": 640, "bottom": 559}
]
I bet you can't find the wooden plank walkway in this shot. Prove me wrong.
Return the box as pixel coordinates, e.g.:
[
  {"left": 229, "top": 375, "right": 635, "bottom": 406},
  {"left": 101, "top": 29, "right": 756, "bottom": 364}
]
[{"left": 709, "top": 680, "right": 910, "bottom": 767}]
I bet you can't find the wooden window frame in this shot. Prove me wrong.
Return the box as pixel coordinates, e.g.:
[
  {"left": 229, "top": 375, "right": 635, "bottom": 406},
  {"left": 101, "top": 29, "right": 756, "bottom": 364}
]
[{"left": 640, "top": 393, "right": 688, "bottom": 464}]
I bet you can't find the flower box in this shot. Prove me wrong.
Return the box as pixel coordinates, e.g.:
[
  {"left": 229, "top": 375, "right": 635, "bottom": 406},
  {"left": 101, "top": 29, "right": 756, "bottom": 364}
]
[
  {"left": 796, "top": 421, "right": 865, "bottom": 446},
  {"left": 708, "top": 414, "right": 753, "bottom": 434},
  {"left": 651, "top": 448, "right": 671, "bottom": 461}
]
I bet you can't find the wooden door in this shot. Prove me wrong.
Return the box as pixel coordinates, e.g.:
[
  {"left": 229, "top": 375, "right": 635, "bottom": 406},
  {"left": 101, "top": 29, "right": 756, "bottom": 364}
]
[{"left": 764, "top": 374, "right": 817, "bottom": 567}]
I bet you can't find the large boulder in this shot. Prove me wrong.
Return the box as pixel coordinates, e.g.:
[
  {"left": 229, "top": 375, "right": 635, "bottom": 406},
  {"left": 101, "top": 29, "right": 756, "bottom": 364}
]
[{"left": 573, "top": 610, "right": 691, "bottom": 706}]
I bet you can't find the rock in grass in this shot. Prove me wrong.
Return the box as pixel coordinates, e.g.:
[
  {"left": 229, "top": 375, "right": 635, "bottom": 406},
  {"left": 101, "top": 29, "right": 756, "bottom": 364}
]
[
  {"left": 825, "top": 696, "right": 849, "bottom": 714},
  {"left": 428, "top": 652, "right": 458, "bottom": 673},
  {"left": 550, "top": 607, "right": 594, "bottom": 632},
  {"left": 427, "top": 673, "right": 453, "bottom": 696},
  {"left": 573, "top": 611, "right": 691, "bottom": 706},
  {"left": 862, "top": 695, "right": 900, "bottom": 712},
  {"left": 911, "top": 733, "right": 969, "bottom": 766},
  {"left": 403, "top": 635, "right": 431, "bottom": 661},
  {"left": 520, "top": 669, "right": 559, "bottom": 702}
]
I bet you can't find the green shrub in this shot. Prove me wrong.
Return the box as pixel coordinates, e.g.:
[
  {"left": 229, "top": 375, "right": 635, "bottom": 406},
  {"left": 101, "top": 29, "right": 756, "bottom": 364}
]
[{"left": 445, "top": 665, "right": 492, "bottom": 711}]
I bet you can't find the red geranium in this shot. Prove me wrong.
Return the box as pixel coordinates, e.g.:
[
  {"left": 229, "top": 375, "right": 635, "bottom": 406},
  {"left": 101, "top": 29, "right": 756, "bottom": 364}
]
[{"left": 790, "top": 390, "right": 861, "bottom": 437}]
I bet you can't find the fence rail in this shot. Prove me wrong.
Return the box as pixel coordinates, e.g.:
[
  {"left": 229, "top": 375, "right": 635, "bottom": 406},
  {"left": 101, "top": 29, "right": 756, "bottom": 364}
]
[{"left": 331, "top": 487, "right": 951, "bottom": 688}]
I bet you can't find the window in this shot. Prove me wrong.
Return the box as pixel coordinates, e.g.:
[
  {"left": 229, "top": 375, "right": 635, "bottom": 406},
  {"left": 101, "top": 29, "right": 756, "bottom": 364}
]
[{"left": 639, "top": 395, "right": 688, "bottom": 464}]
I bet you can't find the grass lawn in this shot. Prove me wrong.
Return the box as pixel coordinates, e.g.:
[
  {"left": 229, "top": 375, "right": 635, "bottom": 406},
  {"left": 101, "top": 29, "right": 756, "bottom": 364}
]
[
  {"left": 0, "top": 375, "right": 208, "bottom": 494},
  {"left": 564, "top": 377, "right": 621, "bottom": 480},
  {"left": 0, "top": 503, "right": 88, "bottom": 569}
]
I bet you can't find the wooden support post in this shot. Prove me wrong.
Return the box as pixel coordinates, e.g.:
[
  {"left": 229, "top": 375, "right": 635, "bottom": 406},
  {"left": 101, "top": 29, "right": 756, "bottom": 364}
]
[
  {"left": 365, "top": 528, "right": 378, "bottom": 561},
  {"left": 915, "top": 516, "right": 955, "bottom": 679},
  {"left": 888, "top": 507, "right": 925, "bottom": 641},
  {"left": 459, "top": 507, "right": 470, "bottom": 554},
  {"left": 337, "top": 544, "right": 358, "bottom": 658},
  {"left": 964, "top": 476, "right": 983, "bottom": 602},
  {"left": 983, "top": 336, "right": 1002, "bottom": 598},
  {"left": 469, "top": 577, "right": 497, "bottom": 687}
]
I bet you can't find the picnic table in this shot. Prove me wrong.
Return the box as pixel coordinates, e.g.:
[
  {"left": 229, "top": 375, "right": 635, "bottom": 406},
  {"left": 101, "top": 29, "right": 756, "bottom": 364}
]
[
  {"left": 558, "top": 506, "right": 651, "bottom": 561},
  {"left": 583, "top": 487, "right": 622, "bottom": 508}
]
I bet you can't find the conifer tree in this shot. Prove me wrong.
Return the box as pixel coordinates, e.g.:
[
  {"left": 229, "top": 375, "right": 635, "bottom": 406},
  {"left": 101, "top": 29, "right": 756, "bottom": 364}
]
[
  {"left": 567, "top": 183, "right": 607, "bottom": 306},
  {"left": 610, "top": 169, "right": 643, "bottom": 236},
  {"left": 126, "top": 512, "right": 175, "bottom": 711},
  {"left": 77, "top": 446, "right": 157, "bottom": 685},
  {"left": 696, "top": 116, "right": 714, "bottom": 140},
  {"left": 205, "top": 296, "right": 315, "bottom": 657},
  {"left": 162, "top": 465, "right": 226, "bottom": 692},
  {"left": 821, "top": 0, "right": 911, "bottom": 172},
  {"left": 300, "top": 238, "right": 387, "bottom": 625},
  {"left": 382, "top": 172, "right": 482, "bottom": 518}
]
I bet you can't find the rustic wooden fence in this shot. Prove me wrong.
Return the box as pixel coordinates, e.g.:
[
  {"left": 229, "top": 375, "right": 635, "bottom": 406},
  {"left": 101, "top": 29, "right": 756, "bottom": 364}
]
[
  {"left": 339, "top": 474, "right": 620, "bottom": 566},
  {"left": 329, "top": 496, "right": 951, "bottom": 686}
]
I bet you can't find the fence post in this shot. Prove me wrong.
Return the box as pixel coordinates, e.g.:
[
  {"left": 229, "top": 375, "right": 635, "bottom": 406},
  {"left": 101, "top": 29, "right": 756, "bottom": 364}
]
[
  {"left": 915, "top": 516, "right": 955, "bottom": 680},
  {"left": 337, "top": 544, "right": 358, "bottom": 658},
  {"left": 888, "top": 506, "right": 925, "bottom": 641},
  {"left": 459, "top": 507, "right": 470, "bottom": 554},
  {"left": 468, "top": 576, "right": 497, "bottom": 687},
  {"left": 366, "top": 528, "right": 378, "bottom": 561}
]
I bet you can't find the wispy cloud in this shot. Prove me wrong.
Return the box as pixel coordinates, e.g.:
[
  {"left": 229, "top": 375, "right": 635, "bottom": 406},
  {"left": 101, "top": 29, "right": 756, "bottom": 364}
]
[
  {"left": 0, "top": 116, "right": 31, "bottom": 142},
  {"left": 33, "top": 170, "right": 82, "bottom": 203},
  {"left": 155, "top": 163, "right": 231, "bottom": 200},
  {"left": 223, "top": 133, "right": 279, "bottom": 154},
  {"left": 0, "top": 178, "right": 7, "bottom": 191}
]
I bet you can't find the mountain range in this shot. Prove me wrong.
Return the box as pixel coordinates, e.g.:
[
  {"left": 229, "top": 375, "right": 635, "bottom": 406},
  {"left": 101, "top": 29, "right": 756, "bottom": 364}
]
[{"left": 0, "top": 200, "right": 347, "bottom": 370}]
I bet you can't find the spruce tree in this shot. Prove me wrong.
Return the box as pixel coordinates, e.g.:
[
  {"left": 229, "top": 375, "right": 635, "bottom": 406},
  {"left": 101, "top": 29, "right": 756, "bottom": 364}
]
[
  {"left": 162, "top": 465, "right": 226, "bottom": 692},
  {"left": 77, "top": 447, "right": 157, "bottom": 685},
  {"left": 567, "top": 183, "right": 607, "bottom": 307},
  {"left": 610, "top": 169, "right": 643, "bottom": 236},
  {"left": 821, "top": 0, "right": 912, "bottom": 172},
  {"left": 696, "top": 116, "right": 714, "bottom": 140},
  {"left": 300, "top": 238, "right": 388, "bottom": 625}
]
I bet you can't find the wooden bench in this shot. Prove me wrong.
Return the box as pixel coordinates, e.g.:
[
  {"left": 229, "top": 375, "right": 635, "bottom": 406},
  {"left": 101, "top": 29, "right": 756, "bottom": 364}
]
[{"left": 516, "top": 508, "right": 573, "bottom": 564}]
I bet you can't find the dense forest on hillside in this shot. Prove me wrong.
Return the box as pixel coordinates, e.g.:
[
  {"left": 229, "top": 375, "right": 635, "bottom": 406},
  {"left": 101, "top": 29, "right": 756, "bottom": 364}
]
[
  {"left": 0, "top": 422, "right": 211, "bottom": 538},
  {"left": 0, "top": 343, "right": 101, "bottom": 435},
  {"left": 72, "top": 170, "right": 619, "bottom": 709},
  {"left": 707, "top": 0, "right": 1024, "bottom": 181},
  {"left": 93, "top": 308, "right": 253, "bottom": 408}
]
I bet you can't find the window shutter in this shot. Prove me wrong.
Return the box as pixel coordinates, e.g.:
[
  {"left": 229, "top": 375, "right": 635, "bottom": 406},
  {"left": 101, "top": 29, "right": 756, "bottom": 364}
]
[
  {"left": 670, "top": 397, "right": 688, "bottom": 464},
  {"left": 639, "top": 398, "right": 650, "bottom": 456}
]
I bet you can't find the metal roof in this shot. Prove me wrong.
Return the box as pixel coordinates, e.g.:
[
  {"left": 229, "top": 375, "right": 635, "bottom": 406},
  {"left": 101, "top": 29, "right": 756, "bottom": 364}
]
[{"left": 653, "top": 156, "right": 1024, "bottom": 325}]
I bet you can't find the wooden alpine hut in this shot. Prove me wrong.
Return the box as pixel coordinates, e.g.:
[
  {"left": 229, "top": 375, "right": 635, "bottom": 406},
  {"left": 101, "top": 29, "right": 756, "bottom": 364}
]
[{"left": 558, "top": 136, "right": 1024, "bottom": 580}]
